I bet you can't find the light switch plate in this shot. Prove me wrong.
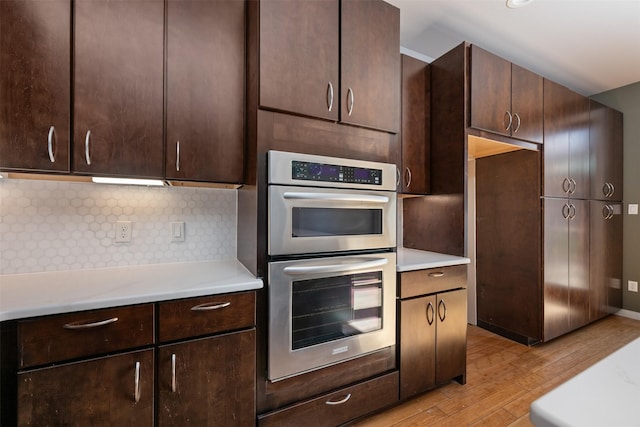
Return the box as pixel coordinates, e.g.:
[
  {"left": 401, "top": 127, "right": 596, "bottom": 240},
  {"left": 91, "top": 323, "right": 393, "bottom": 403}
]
[
  {"left": 629, "top": 204, "right": 639, "bottom": 215},
  {"left": 171, "top": 221, "right": 185, "bottom": 242},
  {"left": 629, "top": 280, "right": 638, "bottom": 292}
]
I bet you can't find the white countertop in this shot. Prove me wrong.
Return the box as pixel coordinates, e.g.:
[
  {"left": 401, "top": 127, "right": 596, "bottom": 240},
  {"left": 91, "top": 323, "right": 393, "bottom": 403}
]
[
  {"left": 530, "top": 337, "right": 640, "bottom": 427},
  {"left": 396, "top": 248, "right": 470, "bottom": 272},
  {"left": 0, "top": 260, "right": 263, "bottom": 321}
]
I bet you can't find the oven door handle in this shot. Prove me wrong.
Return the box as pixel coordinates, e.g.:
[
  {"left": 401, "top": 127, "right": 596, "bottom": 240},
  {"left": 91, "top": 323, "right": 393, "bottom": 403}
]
[
  {"left": 283, "top": 258, "right": 389, "bottom": 275},
  {"left": 283, "top": 192, "right": 389, "bottom": 204}
]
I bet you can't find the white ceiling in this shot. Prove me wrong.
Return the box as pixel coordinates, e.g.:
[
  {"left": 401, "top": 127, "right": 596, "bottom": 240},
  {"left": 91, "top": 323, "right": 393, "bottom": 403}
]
[{"left": 386, "top": 0, "right": 640, "bottom": 96}]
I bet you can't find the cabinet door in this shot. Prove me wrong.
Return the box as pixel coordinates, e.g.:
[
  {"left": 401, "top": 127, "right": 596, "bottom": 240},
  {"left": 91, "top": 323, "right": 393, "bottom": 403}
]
[
  {"left": 511, "top": 64, "right": 543, "bottom": 144},
  {"left": 590, "top": 201, "right": 623, "bottom": 321},
  {"left": 74, "top": 0, "right": 164, "bottom": 177},
  {"left": 0, "top": 0, "right": 70, "bottom": 172},
  {"left": 157, "top": 330, "right": 256, "bottom": 426},
  {"left": 543, "top": 80, "right": 590, "bottom": 198},
  {"left": 341, "top": 0, "right": 400, "bottom": 133},
  {"left": 568, "top": 199, "right": 590, "bottom": 330},
  {"left": 469, "top": 45, "right": 511, "bottom": 137},
  {"left": 259, "top": 0, "right": 339, "bottom": 122},
  {"left": 400, "top": 55, "right": 430, "bottom": 194},
  {"left": 589, "top": 100, "right": 623, "bottom": 201},
  {"left": 543, "top": 198, "right": 569, "bottom": 341},
  {"left": 435, "top": 289, "right": 467, "bottom": 384},
  {"left": 18, "top": 350, "right": 154, "bottom": 426},
  {"left": 399, "top": 295, "right": 436, "bottom": 399},
  {"left": 166, "top": 0, "right": 244, "bottom": 183}
]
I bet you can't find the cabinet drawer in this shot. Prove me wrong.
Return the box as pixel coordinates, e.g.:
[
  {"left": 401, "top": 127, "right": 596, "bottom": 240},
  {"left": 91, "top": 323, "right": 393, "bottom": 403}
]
[
  {"left": 258, "top": 371, "right": 399, "bottom": 427},
  {"left": 399, "top": 264, "right": 467, "bottom": 299},
  {"left": 158, "top": 291, "right": 255, "bottom": 342},
  {"left": 18, "top": 304, "right": 154, "bottom": 368}
]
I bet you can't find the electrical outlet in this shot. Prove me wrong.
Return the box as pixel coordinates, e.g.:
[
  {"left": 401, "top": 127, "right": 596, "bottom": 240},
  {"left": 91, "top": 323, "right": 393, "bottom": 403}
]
[
  {"left": 115, "top": 221, "right": 132, "bottom": 243},
  {"left": 628, "top": 280, "right": 638, "bottom": 293},
  {"left": 629, "top": 204, "right": 639, "bottom": 215}
]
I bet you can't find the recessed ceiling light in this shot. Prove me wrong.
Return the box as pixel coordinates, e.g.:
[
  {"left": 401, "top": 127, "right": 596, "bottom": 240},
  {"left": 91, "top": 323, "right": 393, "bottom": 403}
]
[{"left": 506, "top": 0, "right": 534, "bottom": 8}]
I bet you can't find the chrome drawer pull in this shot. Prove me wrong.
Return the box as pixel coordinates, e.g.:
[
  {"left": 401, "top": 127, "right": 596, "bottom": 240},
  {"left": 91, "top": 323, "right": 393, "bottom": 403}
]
[
  {"left": 190, "top": 302, "right": 231, "bottom": 311},
  {"left": 47, "top": 126, "right": 55, "bottom": 162},
  {"left": 326, "top": 393, "right": 351, "bottom": 405},
  {"left": 176, "top": 141, "right": 180, "bottom": 172},
  {"left": 327, "top": 82, "right": 334, "bottom": 112},
  {"left": 504, "top": 111, "right": 513, "bottom": 131},
  {"left": 85, "top": 130, "right": 92, "bottom": 165},
  {"left": 171, "top": 353, "right": 177, "bottom": 392},
  {"left": 428, "top": 272, "right": 445, "bottom": 278},
  {"left": 62, "top": 317, "right": 119, "bottom": 329},
  {"left": 347, "top": 87, "right": 354, "bottom": 116},
  {"left": 513, "top": 112, "right": 521, "bottom": 133},
  {"left": 438, "top": 299, "right": 447, "bottom": 322},
  {"left": 426, "top": 301, "right": 435, "bottom": 325},
  {"left": 134, "top": 361, "right": 141, "bottom": 403}
]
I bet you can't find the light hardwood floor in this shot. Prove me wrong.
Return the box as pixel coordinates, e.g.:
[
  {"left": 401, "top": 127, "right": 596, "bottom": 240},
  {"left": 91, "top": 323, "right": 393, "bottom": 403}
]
[{"left": 353, "top": 314, "right": 640, "bottom": 427}]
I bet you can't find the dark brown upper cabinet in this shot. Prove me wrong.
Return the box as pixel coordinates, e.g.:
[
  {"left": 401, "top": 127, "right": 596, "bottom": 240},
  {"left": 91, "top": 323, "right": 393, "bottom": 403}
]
[
  {"left": 73, "top": 0, "right": 164, "bottom": 178},
  {"left": 589, "top": 100, "right": 623, "bottom": 201},
  {"left": 543, "top": 79, "right": 590, "bottom": 199},
  {"left": 0, "top": 0, "right": 71, "bottom": 173},
  {"left": 165, "top": 0, "right": 245, "bottom": 184},
  {"left": 470, "top": 45, "right": 543, "bottom": 144},
  {"left": 399, "top": 55, "right": 430, "bottom": 194},
  {"left": 258, "top": 0, "right": 400, "bottom": 134}
]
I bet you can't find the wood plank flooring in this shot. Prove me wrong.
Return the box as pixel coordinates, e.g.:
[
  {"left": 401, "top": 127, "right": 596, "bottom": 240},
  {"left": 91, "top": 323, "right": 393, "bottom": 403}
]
[{"left": 352, "top": 314, "right": 640, "bottom": 427}]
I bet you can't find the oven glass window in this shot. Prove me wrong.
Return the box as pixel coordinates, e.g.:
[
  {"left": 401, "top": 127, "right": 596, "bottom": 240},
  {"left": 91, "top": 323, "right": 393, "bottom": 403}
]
[
  {"left": 291, "top": 271, "right": 383, "bottom": 350},
  {"left": 291, "top": 208, "right": 382, "bottom": 237}
]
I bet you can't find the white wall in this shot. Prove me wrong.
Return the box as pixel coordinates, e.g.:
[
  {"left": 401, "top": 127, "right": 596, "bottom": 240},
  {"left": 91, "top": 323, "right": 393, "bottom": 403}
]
[{"left": 0, "top": 179, "right": 236, "bottom": 274}]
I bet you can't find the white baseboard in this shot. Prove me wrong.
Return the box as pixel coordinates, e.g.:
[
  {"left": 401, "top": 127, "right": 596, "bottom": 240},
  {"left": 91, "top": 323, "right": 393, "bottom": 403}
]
[{"left": 615, "top": 309, "right": 640, "bottom": 321}]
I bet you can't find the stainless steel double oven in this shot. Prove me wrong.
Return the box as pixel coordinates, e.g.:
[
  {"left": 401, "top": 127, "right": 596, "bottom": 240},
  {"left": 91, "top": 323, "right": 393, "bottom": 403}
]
[{"left": 267, "top": 151, "right": 397, "bottom": 381}]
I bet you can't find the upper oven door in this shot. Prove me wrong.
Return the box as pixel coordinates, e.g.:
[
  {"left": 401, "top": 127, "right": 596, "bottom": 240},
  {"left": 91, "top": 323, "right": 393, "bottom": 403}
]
[{"left": 268, "top": 185, "right": 396, "bottom": 256}]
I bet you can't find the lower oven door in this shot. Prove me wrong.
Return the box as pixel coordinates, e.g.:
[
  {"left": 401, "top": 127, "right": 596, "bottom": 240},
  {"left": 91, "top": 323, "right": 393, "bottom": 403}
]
[{"left": 267, "top": 252, "right": 396, "bottom": 382}]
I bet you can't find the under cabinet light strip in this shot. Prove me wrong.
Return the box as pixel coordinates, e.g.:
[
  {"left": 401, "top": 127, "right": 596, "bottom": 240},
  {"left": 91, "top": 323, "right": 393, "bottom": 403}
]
[{"left": 91, "top": 177, "right": 166, "bottom": 186}]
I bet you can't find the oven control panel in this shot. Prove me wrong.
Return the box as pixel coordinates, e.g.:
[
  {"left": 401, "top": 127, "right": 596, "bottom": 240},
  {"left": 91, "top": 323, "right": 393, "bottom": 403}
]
[{"left": 292, "top": 160, "right": 382, "bottom": 185}]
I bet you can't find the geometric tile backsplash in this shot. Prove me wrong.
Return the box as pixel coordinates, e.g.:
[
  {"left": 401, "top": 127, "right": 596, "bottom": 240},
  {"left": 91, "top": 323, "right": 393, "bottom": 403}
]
[{"left": 0, "top": 178, "right": 237, "bottom": 274}]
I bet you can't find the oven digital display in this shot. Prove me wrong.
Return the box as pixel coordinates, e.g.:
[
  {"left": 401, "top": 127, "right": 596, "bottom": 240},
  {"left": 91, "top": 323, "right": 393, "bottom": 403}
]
[{"left": 292, "top": 161, "right": 382, "bottom": 185}]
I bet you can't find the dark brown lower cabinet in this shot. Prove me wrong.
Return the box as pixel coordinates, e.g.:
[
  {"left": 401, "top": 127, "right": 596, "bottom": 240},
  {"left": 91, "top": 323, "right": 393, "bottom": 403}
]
[
  {"left": 257, "top": 371, "right": 398, "bottom": 427},
  {"left": 398, "top": 267, "right": 467, "bottom": 401},
  {"left": 590, "top": 201, "right": 623, "bottom": 321},
  {"left": 157, "top": 330, "right": 256, "bottom": 426},
  {"left": 18, "top": 349, "right": 154, "bottom": 426}
]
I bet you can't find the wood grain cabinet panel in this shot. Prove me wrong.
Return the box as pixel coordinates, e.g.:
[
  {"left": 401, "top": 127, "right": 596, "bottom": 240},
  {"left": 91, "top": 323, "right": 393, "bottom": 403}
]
[
  {"left": 0, "top": 0, "right": 71, "bottom": 172},
  {"left": 259, "top": 0, "right": 340, "bottom": 122},
  {"left": 73, "top": 0, "right": 164, "bottom": 178},
  {"left": 18, "top": 349, "right": 154, "bottom": 426},
  {"left": 166, "top": 0, "right": 245, "bottom": 183},
  {"left": 399, "top": 54, "right": 430, "bottom": 194},
  {"left": 157, "top": 330, "right": 256, "bottom": 427}
]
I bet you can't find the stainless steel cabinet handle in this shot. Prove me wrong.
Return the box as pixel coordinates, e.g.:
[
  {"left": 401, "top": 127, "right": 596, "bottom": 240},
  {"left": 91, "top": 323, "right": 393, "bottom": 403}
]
[
  {"left": 396, "top": 166, "right": 401, "bottom": 188},
  {"left": 428, "top": 272, "right": 445, "bottom": 278},
  {"left": 513, "top": 113, "right": 521, "bottom": 133},
  {"left": 602, "top": 205, "right": 614, "bottom": 220},
  {"left": 326, "top": 393, "right": 351, "bottom": 405},
  {"left": 47, "top": 126, "right": 55, "bottom": 162},
  {"left": 568, "top": 178, "right": 577, "bottom": 195},
  {"left": 404, "top": 167, "right": 412, "bottom": 188},
  {"left": 284, "top": 258, "right": 388, "bottom": 275},
  {"left": 426, "top": 301, "right": 435, "bottom": 325},
  {"left": 562, "top": 177, "right": 571, "bottom": 194},
  {"left": 171, "top": 353, "right": 177, "bottom": 393},
  {"left": 609, "top": 183, "right": 615, "bottom": 198},
  {"left": 176, "top": 141, "right": 180, "bottom": 172},
  {"left": 134, "top": 361, "right": 141, "bottom": 403},
  {"left": 85, "top": 130, "right": 92, "bottom": 165},
  {"left": 63, "top": 317, "right": 119, "bottom": 329},
  {"left": 438, "top": 299, "right": 447, "bottom": 322},
  {"left": 562, "top": 203, "right": 570, "bottom": 219},
  {"left": 347, "top": 87, "right": 354, "bottom": 116},
  {"left": 504, "top": 111, "right": 513, "bottom": 131},
  {"left": 603, "top": 182, "right": 615, "bottom": 198},
  {"left": 568, "top": 203, "right": 576, "bottom": 220},
  {"left": 190, "top": 301, "right": 231, "bottom": 311},
  {"left": 327, "top": 82, "right": 334, "bottom": 112}
]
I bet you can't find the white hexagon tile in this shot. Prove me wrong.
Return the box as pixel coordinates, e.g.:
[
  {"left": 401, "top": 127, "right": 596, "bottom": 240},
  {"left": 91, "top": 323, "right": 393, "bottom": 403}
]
[{"left": 0, "top": 179, "right": 237, "bottom": 274}]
